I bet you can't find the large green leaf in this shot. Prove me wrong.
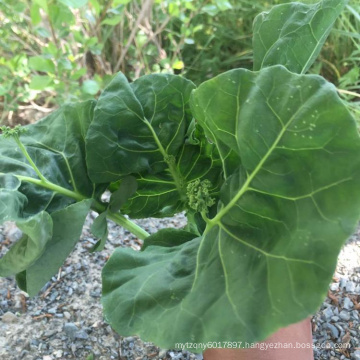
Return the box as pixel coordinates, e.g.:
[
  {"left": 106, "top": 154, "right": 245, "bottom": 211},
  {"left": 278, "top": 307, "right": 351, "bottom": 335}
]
[
  {"left": 0, "top": 102, "right": 98, "bottom": 296},
  {"left": 0, "top": 175, "right": 27, "bottom": 222},
  {"left": 16, "top": 199, "right": 91, "bottom": 296},
  {"left": 0, "top": 100, "right": 97, "bottom": 216},
  {"left": 87, "top": 73, "right": 220, "bottom": 218},
  {"left": 102, "top": 66, "right": 360, "bottom": 348},
  {"left": 102, "top": 234, "right": 201, "bottom": 343},
  {"left": 86, "top": 73, "right": 195, "bottom": 182},
  {"left": 0, "top": 212, "right": 52, "bottom": 276},
  {"left": 253, "top": 0, "right": 346, "bottom": 73}
]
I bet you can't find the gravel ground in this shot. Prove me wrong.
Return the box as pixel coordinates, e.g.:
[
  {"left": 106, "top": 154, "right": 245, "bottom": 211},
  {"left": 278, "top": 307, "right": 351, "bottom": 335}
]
[{"left": 0, "top": 213, "right": 359, "bottom": 360}]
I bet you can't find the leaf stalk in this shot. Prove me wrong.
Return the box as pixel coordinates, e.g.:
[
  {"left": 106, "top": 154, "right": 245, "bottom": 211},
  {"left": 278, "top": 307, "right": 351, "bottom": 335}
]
[{"left": 13, "top": 135, "right": 48, "bottom": 183}]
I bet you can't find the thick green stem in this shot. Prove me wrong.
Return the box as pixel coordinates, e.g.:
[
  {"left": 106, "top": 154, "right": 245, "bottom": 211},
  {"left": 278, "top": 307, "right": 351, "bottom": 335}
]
[
  {"left": 16, "top": 175, "right": 150, "bottom": 240},
  {"left": 17, "top": 175, "right": 86, "bottom": 201},
  {"left": 108, "top": 212, "right": 149, "bottom": 240},
  {"left": 92, "top": 201, "right": 150, "bottom": 240}
]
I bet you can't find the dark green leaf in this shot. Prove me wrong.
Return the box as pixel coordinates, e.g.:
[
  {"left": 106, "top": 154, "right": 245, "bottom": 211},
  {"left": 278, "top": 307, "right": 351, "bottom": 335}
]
[
  {"left": 0, "top": 102, "right": 102, "bottom": 296},
  {"left": 86, "top": 73, "right": 195, "bottom": 182},
  {"left": 17, "top": 199, "right": 91, "bottom": 296},
  {"left": 142, "top": 228, "right": 197, "bottom": 251},
  {"left": 102, "top": 237, "right": 201, "bottom": 344},
  {"left": 0, "top": 212, "right": 52, "bottom": 276},
  {"left": 119, "top": 172, "right": 183, "bottom": 218},
  {"left": 86, "top": 73, "right": 219, "bottom": 218},
  {"left": 253, "top": 0, "right": 346, "bottom": 73},
  {"left": 90, "top": 211, "right": 108, "bottom": 252},
  {"left": 109, "top": 176, "right": 138, "bottom": 213},
  {"left": 120, "top": 123, "right": 221, "bottom": 218},
  {"left": 0, "top": 101, "right": 97, "bottom": 216},
  {"left": 0, "top": 175, "right": 27, "bottom": 222},
  {"left": 102, "top": 66, "right": 360, "bottom": 348}
]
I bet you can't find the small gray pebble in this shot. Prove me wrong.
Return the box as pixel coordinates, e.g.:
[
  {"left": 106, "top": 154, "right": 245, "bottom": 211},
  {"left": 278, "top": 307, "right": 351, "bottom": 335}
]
[
  {"left": 346, "top": 281, "right": 356, "bottom": 293},
  {"left": 124, "top": 336, "right": 134, "bottom": 342},
  {"left": 339, "top": 310, "right": 351, "bottom": 321},
  {"left": 90, "top": 290, "right": 101, "bottom": 298},
  {"left": 169, "top": 352, "right": 183, "bottom": 360},
  {"left": 323, "top": 307, "right": 334, "bottom": 320},
  {"left": 75, "top": 330, "right": 89, "bottom": 340},
  {"left": 20, "top": 349, "right": 29, "bottom": 358},
  {"left": 47, "top": 307, "right": 56, "bottom": 314},
  {"left": 330, "top": 283, "right": 339, "bottom": 291},
  {"left": 49, "top": 291, "right": 58, "bottom": 302},
  {"left": 63, "top": 323, "right": 79, "bottom": 339},
  {"left": 353, "top": 350, "right": 360, "bottom": 360},
  {"left": 63, "top": 311, "right": 71, "bottom": 319},
  {"left": 158, "top": 349, "right": 167, "bottom": 358},
  {"left": 331, "top": 316, "right": 339, "bottom": 322},
  {"left": 30, "top": 339, "right": 39, "bottom": 347},
  {"left": 340, "top": 278, "right": 347, "bottom": 289},
  {"left": 335, "top": 323, "right": 344, "bottom": 332},
  {"left": 343, "top": 297, "right": 354, "bottom": 310},
  {"left": 7, "top": 228, "right": 23, "bottom": 242},
  {"left": 326, "top": 323, "right": 339, "bottom": 338}
]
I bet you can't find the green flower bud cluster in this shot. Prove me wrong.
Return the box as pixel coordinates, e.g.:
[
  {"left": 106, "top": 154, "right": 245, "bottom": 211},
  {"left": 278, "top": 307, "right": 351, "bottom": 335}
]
[
  {"left": 186, "top": 179, "right": 215, "bottom": 213},
  {"left": 0, "top": 125, "right": 27, "bottom": 139}
]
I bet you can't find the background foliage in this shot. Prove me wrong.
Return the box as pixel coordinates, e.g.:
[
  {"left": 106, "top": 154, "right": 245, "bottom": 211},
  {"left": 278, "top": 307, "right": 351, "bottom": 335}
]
[{"left": 0, "top": 0, "right": 359, "bottom": 124}]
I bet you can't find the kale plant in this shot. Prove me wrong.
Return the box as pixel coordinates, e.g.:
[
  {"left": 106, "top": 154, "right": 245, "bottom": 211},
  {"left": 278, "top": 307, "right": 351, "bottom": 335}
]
[{"left": 1, "top": 0, "right": 359, "bottom": 350}]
